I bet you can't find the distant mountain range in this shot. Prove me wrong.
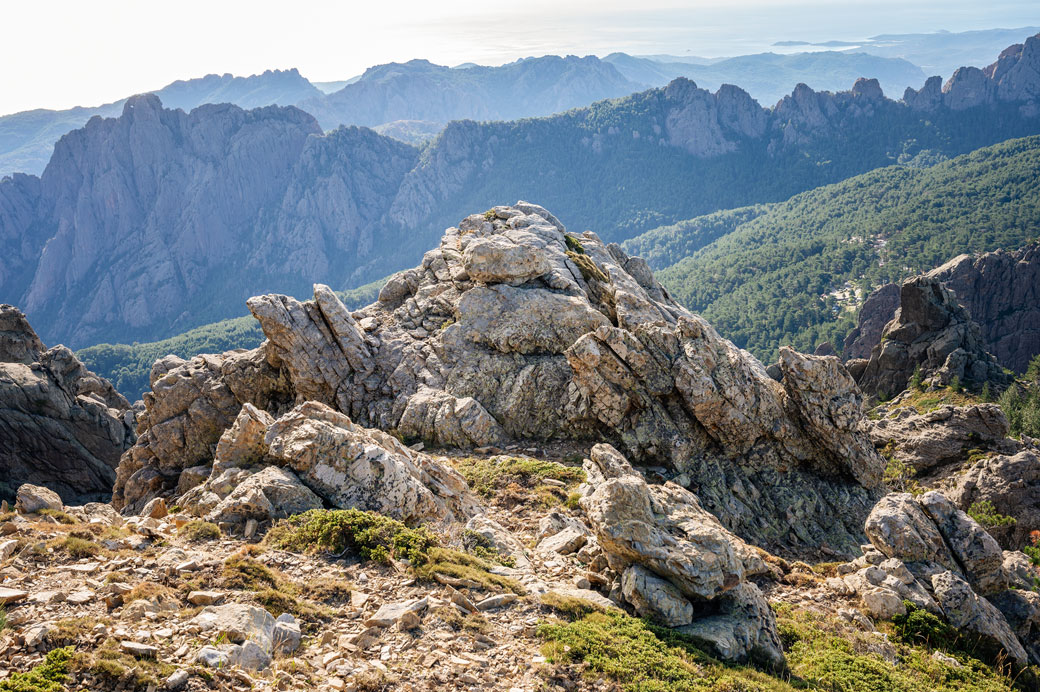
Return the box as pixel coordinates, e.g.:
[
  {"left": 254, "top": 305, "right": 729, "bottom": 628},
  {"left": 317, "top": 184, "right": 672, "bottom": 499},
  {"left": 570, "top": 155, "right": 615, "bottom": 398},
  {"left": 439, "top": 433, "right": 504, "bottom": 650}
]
[
  {"left": 2, "top": 33, "right": 1040, "bottom": 351},
  {"left": 604, "top": 52, "right": 925, "bottom": 105},
  {"left": 777, "top": 26, "right": 1040, "bottom": 78},
  {"left": 6, "top": 29, "right": 1036, "bottom": 178}
]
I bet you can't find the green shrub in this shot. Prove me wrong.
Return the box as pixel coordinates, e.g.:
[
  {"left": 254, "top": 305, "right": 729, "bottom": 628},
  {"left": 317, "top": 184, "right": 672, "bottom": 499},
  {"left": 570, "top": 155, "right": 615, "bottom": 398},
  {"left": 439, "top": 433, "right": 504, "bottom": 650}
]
[
  {"left": 265, "top": 509, "right": 436, "bottom": 565},
  {"left": 0, "top": 646, "right": 72, "bottom": 692},
  {"left": 998, "top": 384, "right": 1040, "bottom": 439},
  {"left": 38, "top": 509, "right": 77, "bottom": 524},
  {"left": 967, "top": 501, "right": 1017, "bottom": 529},
  {"left": 564, "top": 234, "right": 585, "bottom": 254},
  {"left": 61, "top": 536, "right": 100, "bottom": 559},
  {"left": 892, "top": 601, "right": 959, "bottom": 650},
  {"left": 453, "top": 456, "right": 584, "bottom": 504},
  {"left": 179, "top": 520, "right": 221, "bottom": 542}
]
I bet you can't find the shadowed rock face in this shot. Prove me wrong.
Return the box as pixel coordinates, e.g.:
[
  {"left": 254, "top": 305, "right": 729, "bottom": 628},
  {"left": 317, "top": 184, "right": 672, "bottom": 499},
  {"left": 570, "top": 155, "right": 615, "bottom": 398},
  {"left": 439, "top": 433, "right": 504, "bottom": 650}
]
[
  {"left": 845, "top": 242, "right": 1040, "bottom": 374},
  {"left": 851, "top": 276, "right": 1013, "bottom": 398},
  {"left": 116, "top": 203, "right": 883, "bottom": 556},
  {"left": 0, "top": 304, "right": 134, "bottom": 502}
]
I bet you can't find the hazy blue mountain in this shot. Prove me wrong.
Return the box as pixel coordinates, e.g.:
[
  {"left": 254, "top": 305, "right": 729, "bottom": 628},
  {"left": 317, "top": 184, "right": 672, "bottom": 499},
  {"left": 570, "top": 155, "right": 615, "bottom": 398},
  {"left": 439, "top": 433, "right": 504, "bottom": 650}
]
[
  {"left": 149, "top": 68, "right": 321, "bottom": 111},
  {"left": 296, "top": 56, "right": 647, "bottom": 130},
  {"left": 779, "top": 26, "right": 1040, "bottom": 77},
  {"left": 0, "top": 69, "right": 322, "bottom": 177},
  {"left": 605, "top": 51, "right": 927, "bottom": 105},
  {"left": 3, "top": 34, "right": 1039, "bottom": 349}
]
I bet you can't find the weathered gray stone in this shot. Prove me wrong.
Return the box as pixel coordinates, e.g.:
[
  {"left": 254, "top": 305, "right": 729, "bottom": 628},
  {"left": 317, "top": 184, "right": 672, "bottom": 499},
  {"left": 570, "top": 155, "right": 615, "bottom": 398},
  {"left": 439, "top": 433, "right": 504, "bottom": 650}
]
[
  {"left": 15, "top": 483, "right": 62, "bottom": 514},
  {"left": 931, "top": 571, "right": 1027, "bottom": 667},
  {"left": 621, "top": 564, "right": 694, "bottom": 627}
]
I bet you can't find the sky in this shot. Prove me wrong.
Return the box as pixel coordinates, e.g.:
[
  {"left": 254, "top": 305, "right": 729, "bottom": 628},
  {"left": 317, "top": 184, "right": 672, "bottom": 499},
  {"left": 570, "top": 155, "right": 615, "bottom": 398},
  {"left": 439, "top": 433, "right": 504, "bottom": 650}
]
[{"left": 1, "top": 0, "right": 1039, "bottom": 116}]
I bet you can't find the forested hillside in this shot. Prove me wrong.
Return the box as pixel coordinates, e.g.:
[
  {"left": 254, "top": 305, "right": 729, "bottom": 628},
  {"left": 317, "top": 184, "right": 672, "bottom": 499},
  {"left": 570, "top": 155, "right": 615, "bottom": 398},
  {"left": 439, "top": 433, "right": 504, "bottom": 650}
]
[{"left": 639, "top": 135, "right": 1040, "bottom": 361}]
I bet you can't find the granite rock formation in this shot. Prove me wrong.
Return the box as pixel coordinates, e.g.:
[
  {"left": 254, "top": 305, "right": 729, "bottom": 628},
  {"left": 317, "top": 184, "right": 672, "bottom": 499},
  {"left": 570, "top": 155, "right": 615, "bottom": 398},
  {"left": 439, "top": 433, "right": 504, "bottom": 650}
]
[
  {"left": 115, "top": 203, "right": 884, "bottom": 556},
  {"left": 0, "top": 305, "right": 134, "bottom": 502},
  {"left": 578, "top": 443, "right": 784, "bottom": 669},
  {"left": 835, "top": 490, "right": 1040, "bottom": 667},
  {"left": 845, "top": 242, "right": 1040, "bottom": 373},
  {"left": 850, "top": 276, "right": 1012, "bottom": 398}
]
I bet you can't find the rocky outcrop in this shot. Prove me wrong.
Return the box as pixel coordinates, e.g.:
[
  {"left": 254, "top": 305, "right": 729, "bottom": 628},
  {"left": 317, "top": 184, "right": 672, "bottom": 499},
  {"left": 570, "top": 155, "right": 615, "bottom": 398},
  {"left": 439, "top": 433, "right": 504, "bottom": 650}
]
[
  {"left": 868, "top": 403, "right": 1017, "bottom": 476},
  {"left": 579, "top": 444, "right": 784, "bottom": 669},
  {"left": 842, "top": 283, "right": 900, "bottom": 361},
  {"left": 900, "top": 33, "right": 1040, "bottom": 112},
  {"left": 949, "top": 450, "right": 1040, "bottom": 549},
  {"left": 852, "top": 276, "right": 1012, "bottom": 398},
  {"left": 836, "top": 490, "right": 1040, "bottom": 667},
  {"left": 116, "top": 203, "right": 883, "bottom": 555},
  {"left": 845, "top": 242, "right": 1040, "bottom": 373},
  {"left": 0, "top": 304, "right": 134, "bottom": 502}
]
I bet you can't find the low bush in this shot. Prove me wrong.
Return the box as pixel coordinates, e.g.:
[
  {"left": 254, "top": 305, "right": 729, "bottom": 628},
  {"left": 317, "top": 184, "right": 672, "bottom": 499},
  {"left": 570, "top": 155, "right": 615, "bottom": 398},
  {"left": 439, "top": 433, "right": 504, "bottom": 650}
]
[
  {"left": 0, "top": 646, "right": 73, "bottom": 692},
  {"left": 178, "top": 520, "right": 220, "bottom": 542},
  {"left": 266, "top": 509, "right": 436, "bottom": 564}
]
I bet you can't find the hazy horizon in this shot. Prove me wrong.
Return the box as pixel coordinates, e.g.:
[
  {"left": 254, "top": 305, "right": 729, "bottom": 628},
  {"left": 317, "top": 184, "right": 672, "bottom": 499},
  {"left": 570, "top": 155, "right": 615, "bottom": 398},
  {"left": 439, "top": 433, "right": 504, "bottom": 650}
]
[{"left": 2, "top": 0, "right": 1039, "bottom": 116}]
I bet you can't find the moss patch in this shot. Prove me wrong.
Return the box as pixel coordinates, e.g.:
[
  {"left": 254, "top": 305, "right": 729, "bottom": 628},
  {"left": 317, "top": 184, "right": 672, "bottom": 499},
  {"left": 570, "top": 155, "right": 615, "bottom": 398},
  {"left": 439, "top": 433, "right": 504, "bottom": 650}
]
[
  {"left": 452, "top": 456, "right": 584, "bottom": 509},
  {"left": 415, "top": 547, "right": 524, "bottom": 594},
  {"left": 538, "top": 600, "right": 1030, "bottom": 692},
  {"left": 221, "top": 557, "right": 282, "bottom": 591}
]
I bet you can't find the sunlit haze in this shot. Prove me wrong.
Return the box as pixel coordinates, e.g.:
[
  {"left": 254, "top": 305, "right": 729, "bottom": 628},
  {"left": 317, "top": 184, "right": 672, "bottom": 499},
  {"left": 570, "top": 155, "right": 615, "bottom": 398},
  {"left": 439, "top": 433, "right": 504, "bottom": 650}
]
[{"left": 1, "top": 0, "right": 1039, "bottom": 115}]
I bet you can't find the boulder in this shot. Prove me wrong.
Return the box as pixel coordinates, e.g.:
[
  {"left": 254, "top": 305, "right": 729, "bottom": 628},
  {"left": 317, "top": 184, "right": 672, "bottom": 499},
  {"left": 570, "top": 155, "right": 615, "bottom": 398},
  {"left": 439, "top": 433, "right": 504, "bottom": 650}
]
[
  {"left": 931, "top": 571, "right": 1027, "bottom": 667},
  {"left": 581, "top": 452, "right": 749, "bottom": 601},
  {"left": 537, "top": 527, "right": 587, "bottom": 555},
  {"left": 265, "top": 401, "right": 475, "bottom": 524},
  {"left": 862, "top": 587, "right": 907, "bottom": 620},
  {"left": 676, "top": 583, "right": 785, "bottom": 671},
  {"left": 621, "top": 565, "right": 694, "bottom": 627},
  {"left": 204, "top": 466, "right": 322, "bottom": 526},
  {"left": 0, "top": 305, "right": 134, "bottom": 503},
  {"left": 865, "top": 491, "right": 1005, "bottom": 594},
  {"left": 15, "top": 483, "right": 63, "bottom": 514},
  {"left": 191, "top": 604, "right": 277, "bottom": 653},
  {"left": 581, "top": 444, "right": 782, "bottom": 668}
]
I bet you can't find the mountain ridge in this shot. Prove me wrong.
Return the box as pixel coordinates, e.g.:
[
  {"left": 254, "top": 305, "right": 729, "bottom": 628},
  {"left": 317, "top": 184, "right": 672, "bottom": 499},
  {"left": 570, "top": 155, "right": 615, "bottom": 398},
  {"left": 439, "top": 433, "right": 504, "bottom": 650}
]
[{"left": 4, "top": 34, "right": 1040, "bottom": 349}]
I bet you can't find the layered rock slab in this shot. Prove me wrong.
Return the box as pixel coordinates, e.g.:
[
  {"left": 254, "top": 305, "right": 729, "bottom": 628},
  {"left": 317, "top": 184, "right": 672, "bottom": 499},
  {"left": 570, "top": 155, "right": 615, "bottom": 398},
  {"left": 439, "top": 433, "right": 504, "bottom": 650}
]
[{"left": 579, "top": 443, "right": 784, "bottom": 670}]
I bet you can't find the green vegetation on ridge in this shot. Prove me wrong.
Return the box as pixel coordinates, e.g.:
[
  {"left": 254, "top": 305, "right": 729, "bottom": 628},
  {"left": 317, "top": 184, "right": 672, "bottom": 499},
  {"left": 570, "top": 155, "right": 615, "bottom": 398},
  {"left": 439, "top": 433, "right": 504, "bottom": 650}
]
[{"left": 634, "top": 135, "right": 1040, "bottom": 362}]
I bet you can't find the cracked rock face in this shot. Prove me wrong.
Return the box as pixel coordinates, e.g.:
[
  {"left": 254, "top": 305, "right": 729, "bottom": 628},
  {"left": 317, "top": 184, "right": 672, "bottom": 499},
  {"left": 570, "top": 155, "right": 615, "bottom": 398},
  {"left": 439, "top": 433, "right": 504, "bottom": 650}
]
[
  {"left": 116, "top": 202, "right": 883, "bottom": 554},
  {"left": 851, "top": 276, "right": 1013, "bottom": 398},
  {"left": 580, "top": 443, "right": 784, "bottom": 670},
  {"left": 841, "top": 489, "right": 1040, "bottom": 667},
  {"left": 0, "top": 304, "right": 134, "bottom": 502}
]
